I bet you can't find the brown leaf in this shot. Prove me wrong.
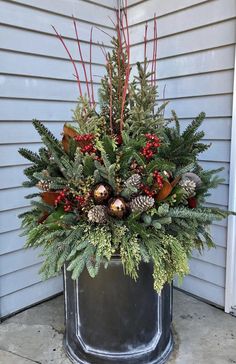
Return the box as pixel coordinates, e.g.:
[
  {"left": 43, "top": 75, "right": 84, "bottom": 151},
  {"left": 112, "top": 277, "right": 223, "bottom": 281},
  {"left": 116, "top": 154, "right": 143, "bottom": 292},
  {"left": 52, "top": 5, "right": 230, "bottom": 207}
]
[
  {"left": 156, "top": 180, "right": 173, "bottom": 201},
  {"left": 63, "top": 124, "right": 78, "bottom": 138},
  {"left": 41, "top": 191, "right": 61, "bottom": 206},
  {"left": 62, "top": 135, "right": 69, "bottom": 153},
  {"left": 171, "top": 176, "right": 181, "bottom": 188}
]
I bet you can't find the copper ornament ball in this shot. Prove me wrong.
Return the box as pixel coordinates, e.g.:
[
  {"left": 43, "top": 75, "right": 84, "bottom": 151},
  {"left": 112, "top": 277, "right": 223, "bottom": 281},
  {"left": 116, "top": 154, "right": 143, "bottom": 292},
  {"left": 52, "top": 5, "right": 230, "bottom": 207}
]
[
  {"left": 92, "top": 183, "right": 112, "bottom": 204},
  {"left": 108, "top": 197, "right": 127, "bottom": 219}
]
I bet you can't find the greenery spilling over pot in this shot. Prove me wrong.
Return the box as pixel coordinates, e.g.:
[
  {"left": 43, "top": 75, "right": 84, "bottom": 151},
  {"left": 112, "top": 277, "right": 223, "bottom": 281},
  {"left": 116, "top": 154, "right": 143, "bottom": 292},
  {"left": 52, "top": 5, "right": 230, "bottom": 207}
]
[{"left": 19, "top": 13, "right": 229, "bottom": 293}]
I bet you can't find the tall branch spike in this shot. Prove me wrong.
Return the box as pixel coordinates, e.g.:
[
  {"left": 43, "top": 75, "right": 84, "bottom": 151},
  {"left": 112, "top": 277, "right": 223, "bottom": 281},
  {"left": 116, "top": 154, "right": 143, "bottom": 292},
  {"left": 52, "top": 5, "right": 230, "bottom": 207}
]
[
  {"left": 144, "top": 21, "right": 148, "bottom": 62},
  {"left": 52, "top": 25, "right": 83, "bottom": 98},
  {"left": 100, "top": 43, "right": 113, "bottom": 135},
  {"left": 154, "top": 15, "right": 158, "bottom": 88},
  {"left": 116, "top": 10, "right": 123, "bottom": 103},
  {"left": 73, "top": 17, "right": 91, "bottom": 105},
  {"left": 151, "top": 15, "right": 156, "bottom": 86},
  {"left": 116, "top": 10, "right": 125, "bottom": 65},
  {"left": 89, "top": 26, "right": 95, "bottom": 107},
  {"left": 120, "top": 1, "right": 130, "bottom": 133}
]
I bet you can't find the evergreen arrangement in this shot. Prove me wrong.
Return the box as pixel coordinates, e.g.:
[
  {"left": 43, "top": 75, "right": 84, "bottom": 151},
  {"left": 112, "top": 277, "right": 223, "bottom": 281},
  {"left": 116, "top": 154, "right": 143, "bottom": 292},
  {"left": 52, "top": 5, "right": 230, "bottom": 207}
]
[{"left": 19, "top": 13, "right": 231, "bottom": 293}]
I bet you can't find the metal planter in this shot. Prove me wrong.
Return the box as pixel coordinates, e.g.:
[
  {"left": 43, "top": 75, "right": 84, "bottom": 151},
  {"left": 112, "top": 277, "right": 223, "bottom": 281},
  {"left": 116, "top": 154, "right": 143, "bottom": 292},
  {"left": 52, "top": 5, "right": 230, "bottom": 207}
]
[{"left": 63, "top": 257, "right": 173, "bottom": 364}]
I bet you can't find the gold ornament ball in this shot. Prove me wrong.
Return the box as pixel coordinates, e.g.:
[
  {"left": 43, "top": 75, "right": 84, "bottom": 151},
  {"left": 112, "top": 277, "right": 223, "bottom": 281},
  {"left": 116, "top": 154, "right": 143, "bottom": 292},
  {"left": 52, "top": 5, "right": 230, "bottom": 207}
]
[
  {"left": 108, "top": 197, "right": 127, "bottom": 219},
  {"left": 93, "top": 183, "right": 112, "bottom": 204}
]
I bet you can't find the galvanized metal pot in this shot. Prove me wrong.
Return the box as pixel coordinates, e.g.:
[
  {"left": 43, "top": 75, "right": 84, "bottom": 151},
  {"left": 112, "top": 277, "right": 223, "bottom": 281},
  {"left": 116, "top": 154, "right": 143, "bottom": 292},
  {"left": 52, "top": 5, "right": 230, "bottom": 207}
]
[{"left": 63, "top": 257, "right": 173, "bottom": 364}]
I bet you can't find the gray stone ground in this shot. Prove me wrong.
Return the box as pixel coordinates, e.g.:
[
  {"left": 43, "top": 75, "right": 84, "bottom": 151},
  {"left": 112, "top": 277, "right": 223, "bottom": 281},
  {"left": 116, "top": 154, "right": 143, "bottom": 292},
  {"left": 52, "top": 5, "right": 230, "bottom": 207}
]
[{"left": 0, "top": 290, "right": 236, "bottom": 364}]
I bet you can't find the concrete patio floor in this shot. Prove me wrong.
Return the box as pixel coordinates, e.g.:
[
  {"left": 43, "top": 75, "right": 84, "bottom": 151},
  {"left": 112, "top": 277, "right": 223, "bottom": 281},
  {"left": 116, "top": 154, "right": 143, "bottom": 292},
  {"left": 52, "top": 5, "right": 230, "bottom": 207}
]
[{"left": 0, "top": 289, "right": 236, "bottom": 364}]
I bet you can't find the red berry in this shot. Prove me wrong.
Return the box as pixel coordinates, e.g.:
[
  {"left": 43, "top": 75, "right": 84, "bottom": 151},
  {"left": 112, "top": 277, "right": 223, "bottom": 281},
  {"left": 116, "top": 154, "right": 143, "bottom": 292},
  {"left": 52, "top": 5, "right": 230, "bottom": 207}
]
[
  {"left": 75, "top": 133, "right": 94, "bottom": 143},
  {"left": 188, "top": 197, "right": 197, "bottom": 209}
]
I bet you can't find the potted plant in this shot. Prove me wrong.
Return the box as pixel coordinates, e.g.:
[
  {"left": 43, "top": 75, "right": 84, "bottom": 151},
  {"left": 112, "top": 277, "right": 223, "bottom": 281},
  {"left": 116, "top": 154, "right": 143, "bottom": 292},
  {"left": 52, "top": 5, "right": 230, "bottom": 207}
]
[{"left": 19, "top": 11, "right": 231, "bottom": 364}]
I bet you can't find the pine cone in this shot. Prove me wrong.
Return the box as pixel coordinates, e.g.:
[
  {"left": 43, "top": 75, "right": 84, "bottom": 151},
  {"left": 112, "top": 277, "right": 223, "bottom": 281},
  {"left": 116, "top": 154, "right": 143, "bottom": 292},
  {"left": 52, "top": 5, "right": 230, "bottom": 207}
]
[
  {"left": 182, "top": 172, "right": 202, "bottom": 188},
  {"left": 179, "top": 178, "right": 196, "bottom": 197},
  {"left": 130, "top": 195, "right": 155, "bottom": 213},
  {"left": 125, "top": 174, "right": 141, "bottom": 189},
  {"left": 130, "top": 160, "right": 144, "bottom": 174},
  {"left": 37, "top": 180, "right": 51, "bottom": 191},
  {"left": 88, "top": 205, "right": 108, "bottom": 224}
]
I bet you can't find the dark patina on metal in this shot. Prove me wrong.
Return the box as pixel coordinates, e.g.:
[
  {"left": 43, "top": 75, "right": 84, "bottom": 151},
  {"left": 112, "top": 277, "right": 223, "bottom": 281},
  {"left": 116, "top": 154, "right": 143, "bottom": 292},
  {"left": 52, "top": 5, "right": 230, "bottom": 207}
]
[{"left": 63, "top": 257, "right": 173, "bottom": 364}]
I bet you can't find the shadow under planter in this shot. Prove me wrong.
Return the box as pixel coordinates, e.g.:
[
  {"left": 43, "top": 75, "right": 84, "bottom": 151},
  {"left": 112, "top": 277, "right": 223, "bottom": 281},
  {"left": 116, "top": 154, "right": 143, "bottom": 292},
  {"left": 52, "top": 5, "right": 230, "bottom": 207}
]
[{"left": 63, "top": 258, "right": 173, "bottom": 364}]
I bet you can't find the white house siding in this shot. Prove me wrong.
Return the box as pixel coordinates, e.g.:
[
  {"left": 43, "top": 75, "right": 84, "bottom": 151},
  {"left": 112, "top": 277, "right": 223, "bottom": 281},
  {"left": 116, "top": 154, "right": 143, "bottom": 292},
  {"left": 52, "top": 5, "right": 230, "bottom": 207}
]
[
  {"left": 0, "top": 0, "right": 116, "bottom": 318},
  {"left": 1, "top": 0, "right": 235, "bottom": 317},
  {"left": 127, "top": 0, "right": 236, "bottom": 307}
]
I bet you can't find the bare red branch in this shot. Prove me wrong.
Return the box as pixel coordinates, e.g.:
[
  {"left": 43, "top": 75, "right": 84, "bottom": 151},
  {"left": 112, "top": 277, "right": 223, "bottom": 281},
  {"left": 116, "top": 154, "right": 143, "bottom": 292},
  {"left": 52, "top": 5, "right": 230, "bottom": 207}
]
[
  {"left": 120, "top": 1, "right": 130, "bottom": 133},
  {"left": 154, "top": 15, "right": 158, "bottom": 87},
  {"left": 52, "top": 25, "right": 83, "bottom": 98},
  {"left": 151, "top": 15, "right": 156, "bottom": 86},
  {"left": 90, "top": 27, "right": 95, "bottom": 107},
  {"left": 73, "top": 17, "right": 91, "bottom": 105},
  {"left": 94, "top": 26, "right": 113, "bottom": 39}
]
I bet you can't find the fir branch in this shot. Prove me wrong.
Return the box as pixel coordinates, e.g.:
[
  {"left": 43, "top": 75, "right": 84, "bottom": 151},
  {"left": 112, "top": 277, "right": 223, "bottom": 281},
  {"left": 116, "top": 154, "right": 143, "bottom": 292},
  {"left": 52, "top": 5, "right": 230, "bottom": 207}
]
[{"left": 19, "top": 148, "right": 41, "bottom": 164}]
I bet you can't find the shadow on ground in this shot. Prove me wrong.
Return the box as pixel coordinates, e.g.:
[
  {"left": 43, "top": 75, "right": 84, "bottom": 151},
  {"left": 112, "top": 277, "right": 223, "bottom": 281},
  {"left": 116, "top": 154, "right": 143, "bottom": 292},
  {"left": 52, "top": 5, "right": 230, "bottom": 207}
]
[{"left": 0, "top": 290, "right": 236, "bottom": 363}]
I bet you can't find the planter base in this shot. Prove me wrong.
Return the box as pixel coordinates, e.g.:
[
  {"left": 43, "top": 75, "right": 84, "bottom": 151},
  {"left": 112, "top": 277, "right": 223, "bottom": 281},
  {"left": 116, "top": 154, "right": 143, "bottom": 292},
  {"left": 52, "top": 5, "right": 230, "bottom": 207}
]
[
  {"left": 64, "top": 336, "right": 173, "bottom": 364},
  {"left": 63, "top": 258, "right": 173, "bottom": 364}
]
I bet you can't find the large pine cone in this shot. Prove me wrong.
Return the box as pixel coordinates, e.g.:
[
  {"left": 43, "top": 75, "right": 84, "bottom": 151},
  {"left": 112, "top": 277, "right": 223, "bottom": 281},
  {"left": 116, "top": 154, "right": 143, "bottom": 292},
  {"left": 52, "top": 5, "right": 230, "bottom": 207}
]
[
  {"left": 179, "top": 178, "right": 196, "bottom": 197},
  {"left": 88, "top": 205, "right": 108, "bottom": 224},
  {"left": 182, "top": 172, "right": 202, "bottom": 188},
  {"left": 130, "top": 195, "right": 155, "bottom": 213},
  {"left": 125, "top": 174, "right": 141, "bottom": 189}
]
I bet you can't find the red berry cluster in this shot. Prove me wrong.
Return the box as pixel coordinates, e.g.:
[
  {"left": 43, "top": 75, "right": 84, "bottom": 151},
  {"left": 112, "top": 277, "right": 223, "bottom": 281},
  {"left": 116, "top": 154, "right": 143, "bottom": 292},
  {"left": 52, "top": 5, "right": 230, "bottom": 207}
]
[
  {"left": 75, "top": 195, "right": 86, "bottom": 205},
  {"left": 74, "top": 134, "right": 94, "bottom": 143},
  {"left": 55, "top": 189, "right": 72, "bottom": 212},
  {"left": 115, "top": 134, "right": 123, "bottom": 146},
  {"left": 80, "top": 144, "right": 97, "bottom": 154},
  {"left": 140, "top": 183, "right": 155, "bottom": 197},
  {"left": 140, "top": 134, "right": 161, "bottom": 160},
  {"left": 55, "top": 189, "right": 85, "bottom": 212},
  {"left": 188, "top": 197, "right": 197, "bottom": 209},
  {"left": 153, "top": 170, "right": 163, "bottom": 189},
  {"left": 74, "top": 134, "right": 97, "bottom": 155}
]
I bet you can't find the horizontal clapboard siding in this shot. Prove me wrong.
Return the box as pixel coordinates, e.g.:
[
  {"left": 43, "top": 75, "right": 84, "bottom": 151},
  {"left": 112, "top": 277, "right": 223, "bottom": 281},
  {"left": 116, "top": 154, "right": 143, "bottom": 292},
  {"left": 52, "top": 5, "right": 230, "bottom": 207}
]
[
  {"left": 1, "top": 0, "right": 235, "bottom": 315},
  {"left": 129, "top": 0, "right": 236, "bottom": 308},
  {"left": 0, "top": 277, "right": 63, "bottom": 318},
  {"left": 126, "top": 0, "right": 210, "bottom": 13},
  {"left": 0, "top": 0, "right": 116, "bottom": 318}
]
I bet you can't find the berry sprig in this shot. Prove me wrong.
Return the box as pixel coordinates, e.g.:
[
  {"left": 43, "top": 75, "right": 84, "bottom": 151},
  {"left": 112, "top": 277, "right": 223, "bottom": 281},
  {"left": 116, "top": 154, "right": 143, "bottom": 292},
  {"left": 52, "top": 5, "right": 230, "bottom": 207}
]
[
  {"left": 74, "top": 133, "right": 97, "bottom": 155},
  {"left": 140, "top": 183, "right": 155, "bottom": 197},
  {"left": 55, "top": 189, "right": 86, "bottom": 212},
  {"left": 115, "top": 134, "right": 123, "bottom": 145},
  {"left": 188, "top": 197, "right": 197, "bottom": 209},
  {"left": 80, "top": 144, "right": 97, "bottom": 154},
  {"left": 153, "top": 170, "right": 163, "bottom": 189},
  {"left": 75, "top": 195, "right": 86, "bottom": 205},
  {"left": 54, "top": 189, "right": 67, "bottom": 205},
  {"left": 55, "top": 189, "right": 73, "bottom": 212},
  {"left": 74, "top": 134, "right": 94, "bottom": 143},
  {"left": 140, "top": 134, "right": 161, "bottom": 160}
]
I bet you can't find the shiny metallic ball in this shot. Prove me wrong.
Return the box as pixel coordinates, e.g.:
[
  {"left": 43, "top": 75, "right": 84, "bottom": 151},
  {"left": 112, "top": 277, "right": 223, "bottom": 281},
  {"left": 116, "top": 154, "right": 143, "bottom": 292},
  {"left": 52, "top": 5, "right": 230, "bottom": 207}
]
[
  {"left": 107, "top": 197, "right": 127, "bottom": 219},
  {"left": 92, "top": 183, "right": 112, "bottom": 204}
]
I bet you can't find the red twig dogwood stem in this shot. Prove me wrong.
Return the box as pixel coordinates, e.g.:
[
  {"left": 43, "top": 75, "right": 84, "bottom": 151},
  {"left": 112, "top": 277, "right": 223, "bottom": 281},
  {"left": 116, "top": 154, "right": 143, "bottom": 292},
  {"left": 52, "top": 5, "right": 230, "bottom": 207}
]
[
  {"left": 52, "top": 25, "right": 83, "bottom": 98},
  {"left": 73, "top": 17, "right": 92, "bottom": 105}
]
